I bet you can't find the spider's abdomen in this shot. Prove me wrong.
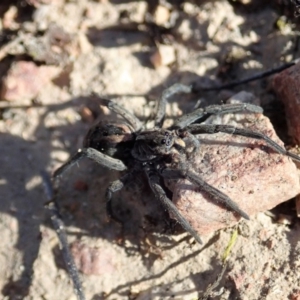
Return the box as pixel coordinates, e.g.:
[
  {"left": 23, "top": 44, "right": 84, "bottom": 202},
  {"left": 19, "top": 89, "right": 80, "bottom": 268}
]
[{"left": 83, "top": 121, "right": 134, "bottom": 160}]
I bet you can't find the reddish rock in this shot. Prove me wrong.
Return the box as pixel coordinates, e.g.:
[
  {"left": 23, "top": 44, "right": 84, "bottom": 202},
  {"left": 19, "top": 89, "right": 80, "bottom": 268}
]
[
  {"left": 171, "top": 93, "right": 300, "bottom": 237},
  {"left": 273, "top": 62, "right": 300, "bottom": 144},
  {"left": 70, "top": 241, "right": 116, "bottom": 276},
  {"left": 1, "top": 61, "right": 59, "bottom": 101}
]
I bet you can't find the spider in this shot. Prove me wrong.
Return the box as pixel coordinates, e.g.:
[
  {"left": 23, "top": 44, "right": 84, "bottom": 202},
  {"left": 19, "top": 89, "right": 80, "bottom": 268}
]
[
  {"left": 47, "top": 83, "right": 300, "bottom": 300},
  {"left": 52, "top": 83, "right": 300, "bottom": 245}
]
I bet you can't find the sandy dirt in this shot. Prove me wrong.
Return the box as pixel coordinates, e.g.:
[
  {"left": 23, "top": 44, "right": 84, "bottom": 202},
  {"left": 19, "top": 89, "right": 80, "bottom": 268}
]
[{"left": 1, "top": 1, "right": 300, "bottom": 300}]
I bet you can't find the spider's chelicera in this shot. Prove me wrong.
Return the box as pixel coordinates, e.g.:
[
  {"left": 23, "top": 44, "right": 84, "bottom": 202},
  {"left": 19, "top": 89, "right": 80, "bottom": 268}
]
[{"left": 53, "top": 83, "right": 300, "bottom": 245}]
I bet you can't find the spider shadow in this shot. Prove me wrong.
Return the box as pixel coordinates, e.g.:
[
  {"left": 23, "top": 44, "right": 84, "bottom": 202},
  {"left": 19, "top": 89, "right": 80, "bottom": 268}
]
[
  {"left": 0, "top": 133, "right": 47, "bottom": 299},
  {"left": 90, "top": 232, "right": 222, "bottom": 299},
  {"left": 0, "top": 98, "right": 127, "bottom": 297},
  {"left": 0, "top": 96, "right": 100, "bottom": 298}
]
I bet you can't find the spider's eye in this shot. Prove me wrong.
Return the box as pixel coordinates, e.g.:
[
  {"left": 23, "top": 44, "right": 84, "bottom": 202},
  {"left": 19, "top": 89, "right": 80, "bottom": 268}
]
[
  {"left": 103, "top": 131, "right": 108, "bottom": 136},
  {"left": 161, "top": 138, "right": 171, "bottom": 147},
  {"left": 164, "top": 132, "right": 169, "bottom": 136}
]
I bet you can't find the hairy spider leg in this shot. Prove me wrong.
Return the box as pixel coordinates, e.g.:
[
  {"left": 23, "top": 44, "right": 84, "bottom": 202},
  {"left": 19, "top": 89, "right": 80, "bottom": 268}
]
[
  {"left": 161, "top": 168, "right": 250, "bottom": 220},
  {"left": 186, "top": 124, "right": 300, "bottom": 163},
  {"left": 173, "top": 102, "right": 263, "bottom": 129},
  {"left": 144, "top": 164, "right": 203, "bottom": 244},
  {"left": 99, "top": 98, "right": 143, "bottom": 131},
  {"left": 155, "top": 83, "right": 192, "bottom": 128},
  {"left": 53, "top": 148, "right": 127, "bottom": 180},
  {"left": 41, "top": 171, "right": 86, "bottom": 300}
]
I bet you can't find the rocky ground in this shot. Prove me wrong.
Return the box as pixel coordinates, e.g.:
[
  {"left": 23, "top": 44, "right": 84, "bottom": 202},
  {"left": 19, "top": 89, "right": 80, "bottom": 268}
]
[{"left": 1, "top": 1, "right": 300, "bottom": 299}]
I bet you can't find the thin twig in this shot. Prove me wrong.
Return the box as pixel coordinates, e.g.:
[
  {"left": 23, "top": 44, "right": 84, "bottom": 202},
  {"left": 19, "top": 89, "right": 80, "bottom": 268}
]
[
  {"left": 1, "top": 59, "right": 298, "bottom": 111},
  {"left": 193, "top": 58, "right": 300, "bottom": 92}
]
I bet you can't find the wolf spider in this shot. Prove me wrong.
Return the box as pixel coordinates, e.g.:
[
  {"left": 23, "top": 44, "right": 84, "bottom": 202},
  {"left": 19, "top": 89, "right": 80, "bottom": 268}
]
[
  {"left": 50, "top": 83, "right": 300, "bottom": 300},
  {"left": 53, "top": 83, "right": 300, "bottom": 241}
]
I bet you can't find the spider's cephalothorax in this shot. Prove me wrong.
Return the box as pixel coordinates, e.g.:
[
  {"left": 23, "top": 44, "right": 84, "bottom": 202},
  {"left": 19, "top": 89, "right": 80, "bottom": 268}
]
[
  {"left": 131, "top": 129, "right": 188, "bottom": 162},
  {"left": 54, "top": 83, "right": 300, "bottom": 245},
  {"left": 84, "top": 123, "right": 180, "bottom": 165}
]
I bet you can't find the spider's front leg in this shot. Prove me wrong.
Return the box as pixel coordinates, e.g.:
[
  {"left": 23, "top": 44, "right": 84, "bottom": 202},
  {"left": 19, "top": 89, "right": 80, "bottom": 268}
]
[
  {"left": 99, "top": 98, "right": 143, "bottom": 131},
  {"left": 155, "top": 84, "right": 192, "bottom": 128},
  {"left": 173, "top": 102, "right": 263, "bottom": 129},
  {"left": 184, "top": 124, "right": 300, "bottom": 163},
  {"left": 144, "top": 164, "right": 203, "bottom": 244}
]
